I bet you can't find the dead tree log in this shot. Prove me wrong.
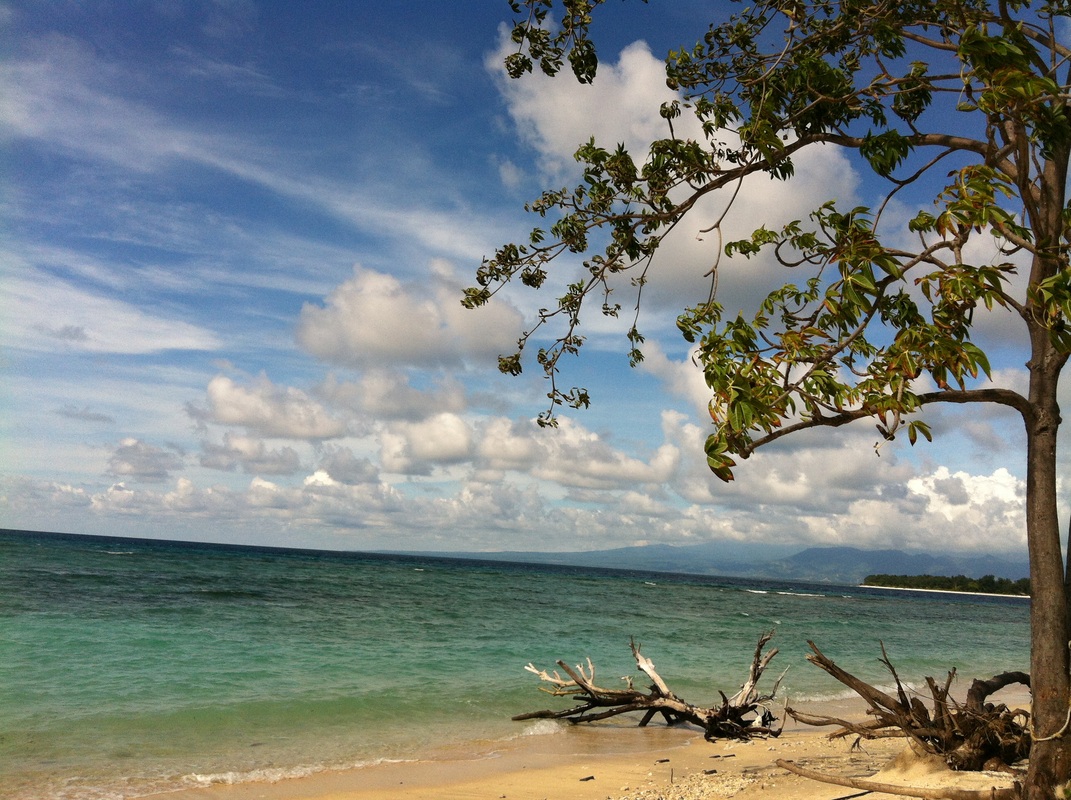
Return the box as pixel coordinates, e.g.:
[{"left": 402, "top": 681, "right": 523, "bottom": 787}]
[
  {"left": 775, "top": 759, "right": 1020, "bottom": 800},
  {"left": 514, "top": 631, "right": 785, "bottom": 741},
  {"left": 786, "top": 641, "right": 1030, "bottom": 771}
]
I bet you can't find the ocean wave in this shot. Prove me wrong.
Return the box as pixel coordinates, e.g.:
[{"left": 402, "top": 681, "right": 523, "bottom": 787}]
[
  {"left": 783, "top": 686, "right": 863, "bottom": 703},
  {"left": 775, "top": 591, "right": 826, "bottom": 598},
  {"left": 186, "top": 764, "right": 326, "bottom": 786},
  {"left": 787, "top": 680, "right": 923, "bottom": 705},
  {"left": 514, "top": 719, "right": 566, "bottom": 738}
]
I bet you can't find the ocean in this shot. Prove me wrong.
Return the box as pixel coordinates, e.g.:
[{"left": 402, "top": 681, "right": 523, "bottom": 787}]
[{"left": 0, "top": 529, "right": 1031, "bottom": 800}]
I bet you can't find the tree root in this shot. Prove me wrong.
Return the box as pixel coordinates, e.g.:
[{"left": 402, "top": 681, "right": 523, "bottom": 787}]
[{"left": 787, "top": 642, "right": 1030, "bottom": 771}]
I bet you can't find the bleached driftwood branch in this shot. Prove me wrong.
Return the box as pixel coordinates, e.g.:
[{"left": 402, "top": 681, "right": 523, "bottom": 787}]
[{"left": 514, "top": 631, "right": 783, "bottom": 741}]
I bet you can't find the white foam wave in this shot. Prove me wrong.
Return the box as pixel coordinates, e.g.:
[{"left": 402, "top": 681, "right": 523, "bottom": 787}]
[
  {"left": 787, "top": 680, "right": 924, "bottom": 705},
  {"left": 186, "top": 764, "right": 325, "bottom": 786},
  {"left": 515, "top": 719, "right": 566, "bottom": 738},
  {"left": 785, "top": 687, "right": 862, "bottom": 703}
]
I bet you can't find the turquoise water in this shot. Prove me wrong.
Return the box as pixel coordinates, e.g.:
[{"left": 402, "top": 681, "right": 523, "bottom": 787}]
[{"left": 1, "top": 530, "right": 1030, "bottom": 799}]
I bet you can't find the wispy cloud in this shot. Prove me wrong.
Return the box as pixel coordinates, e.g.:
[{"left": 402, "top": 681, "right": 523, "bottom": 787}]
[{"left": 4, "top": 266, "right": 220, "bottom": 355}]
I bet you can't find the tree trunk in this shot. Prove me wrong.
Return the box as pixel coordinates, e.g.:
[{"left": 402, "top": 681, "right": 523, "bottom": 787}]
[{"left": 1023, "top": 335, "right": 1071, "bottom": 798}]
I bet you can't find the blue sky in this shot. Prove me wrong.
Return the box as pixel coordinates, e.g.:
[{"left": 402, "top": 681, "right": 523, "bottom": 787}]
[{"left": 0, "top": 1, "right": 1044, "bottom": 558}]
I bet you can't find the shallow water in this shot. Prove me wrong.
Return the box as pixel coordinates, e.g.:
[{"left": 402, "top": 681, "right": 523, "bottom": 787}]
[{"left": 0, "top": 530, "right": 1030, "bottom": 799}]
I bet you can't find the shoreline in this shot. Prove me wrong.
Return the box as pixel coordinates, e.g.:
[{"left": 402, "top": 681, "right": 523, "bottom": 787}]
[
  {"left": 149, "top": 699, "right": 1025, "bottom": 800},
  {"left": 860, "top": 584, "right": 1030, "bottom": 599}
]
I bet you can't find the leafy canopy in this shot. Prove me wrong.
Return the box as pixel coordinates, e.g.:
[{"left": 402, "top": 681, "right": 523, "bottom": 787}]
[{"left": 468, "top": 0, "right": 1071, "bottom": 481}]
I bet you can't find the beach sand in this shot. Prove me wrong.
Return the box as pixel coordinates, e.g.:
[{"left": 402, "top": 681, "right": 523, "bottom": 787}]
[{"left": 153, "top": 702, "right": 1024, "bottom": 800}]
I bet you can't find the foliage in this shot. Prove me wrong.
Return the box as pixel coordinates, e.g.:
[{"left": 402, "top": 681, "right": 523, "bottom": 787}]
[{"left": 469, "top": 0, "right": 1070, "bottom": 480}]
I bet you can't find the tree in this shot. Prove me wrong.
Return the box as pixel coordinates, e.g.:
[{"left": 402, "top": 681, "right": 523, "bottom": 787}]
[{"left": 466, "top": 1, "right": 1071, "bottom": 796}]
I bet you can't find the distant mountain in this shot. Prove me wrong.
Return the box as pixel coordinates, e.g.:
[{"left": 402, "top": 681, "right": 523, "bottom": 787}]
[
  {"left": 395, "top": 543, "right": 1029, "bottom": 585},
  {"left": 400, "top": 540, "right": 796, "bottom": 577}
]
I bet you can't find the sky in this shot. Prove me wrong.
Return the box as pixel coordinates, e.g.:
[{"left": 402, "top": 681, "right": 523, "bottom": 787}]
[{"left": 0, "top": 1, "right": 1048, "bottom": 559}]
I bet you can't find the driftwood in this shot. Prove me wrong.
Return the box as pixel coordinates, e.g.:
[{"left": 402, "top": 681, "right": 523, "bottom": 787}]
[
  {"left": 775, "top": 758, "right": 1021, "bottom": 800},
  {"left": 514, "top": 631, "right": 785, "bottom": 740},
  {"left": 787, "top": 641, "right": 1031, "bottom": 771}
]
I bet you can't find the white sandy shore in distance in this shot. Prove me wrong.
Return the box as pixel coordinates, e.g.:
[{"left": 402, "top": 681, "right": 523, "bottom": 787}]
[
  {"left": 859, "top": 585, "right": 1030, "bottom": 599},
  {"left": 151, "top": 699, "right": 1025, "bottom": 800}
]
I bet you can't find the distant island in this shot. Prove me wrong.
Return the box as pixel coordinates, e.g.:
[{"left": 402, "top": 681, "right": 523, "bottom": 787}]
[{"left": 863, "top": 573, "right": 1031, "bottom": 596}]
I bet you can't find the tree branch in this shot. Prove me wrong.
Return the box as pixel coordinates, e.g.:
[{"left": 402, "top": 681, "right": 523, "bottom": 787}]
[{"left": 740, "top": 387, "right": 1029, "bottom": 458}]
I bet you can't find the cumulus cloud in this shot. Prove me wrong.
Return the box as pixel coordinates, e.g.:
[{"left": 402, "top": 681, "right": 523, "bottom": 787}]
[
  {"left": 107, "top": 438, "right": 185, "bottom": 483},
  {"left": 639, "top": 342, "right": 712, "bottom": 419},
  {"left": 476, "top": 414, "right": 681, "bottom": 490},
  {"left": 200, "top": 432, "right": 303, "bottom": 475},
  {"left": 489, "top": 31, "right": 863, "bottom": 321},
  {"left": 296, "top": 263, "right": 524, "bottom": 370},
  {"left": 492, "top": 39, "right": 679, "bottom": 180},
  {"left": 433, "top": 480, "right": 547, "bottom": 535},
  {"left": 191, "top": 374, "right": 348, "bottom": 440},
  {"left": 315, "top": 446, "right": 380, "bottom": 485},
  {"left": 162, "top": 478, "right": 238, "bottom": 515},
  {"left": 908, "top": 466, "right": 1023, "bottom": 524},
  {"left": 317, "top": 370, "right": 466, "bottom": 422},
  {"left": 531, "top": 417, "right": 680, "bottom": 490},
  {"left": 475, "top": 417, "right": 544, "bottom": 474},
  {"left": 380, "top": 412, "right": 474, "bottom": 475}
]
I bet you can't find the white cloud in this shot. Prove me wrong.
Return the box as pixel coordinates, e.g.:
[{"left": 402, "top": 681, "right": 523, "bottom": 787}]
[
  {"left": 489, "top": 30, "right": 863, "bottom": 332},
  {"left": 472, "top": 413, "right": 681, "bottom": 491},
  {"left": 193, "top": 374, "right": 348, "bottom": 440},
  {"left": 380, "top": 412, "right": 474, "bottom": 475},
  {"left": 640, "top": 342, "right": 712, "bottom": 418},
  {"left": 317, "top": 370, "right": 466, "bottom": 422},
  {"left": 496, "top": 156, "right": 525, "bottom": 191},
  {"left": 163, "top": 478, "right": 238, "bottom": 515},
  {"left": 3, "top": 266, "right": 220, "bottom": 355},
  {"left": 247, "top": 476, "right": 294, "bottom": 509},
  {"left": 908, "top": 466, "right": 1023, "bottom": 523},
  {"left": 296, "top": 264, "right": 524, "bottom": 369},
  {"left": 492, "top": 38, "right": 678, "bottom": 180},
  {"left": 89, "top": 482, "right": 140, "bottom": 513},
  {"left": 475, "top": 417, "right": 544, "bottom": 474},
  {"left": 530, "top": 417, "right": 680, "bottom": 490}
]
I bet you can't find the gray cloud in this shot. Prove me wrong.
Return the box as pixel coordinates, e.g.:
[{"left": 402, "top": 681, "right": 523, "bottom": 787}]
[{"left": 107, "top": 438, "right": 184, "bottom": 483}]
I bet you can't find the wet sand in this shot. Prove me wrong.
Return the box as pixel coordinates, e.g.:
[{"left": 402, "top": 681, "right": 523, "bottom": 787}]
[{"left": 151, "top": 698, "right": 1024, "bottom": 800}]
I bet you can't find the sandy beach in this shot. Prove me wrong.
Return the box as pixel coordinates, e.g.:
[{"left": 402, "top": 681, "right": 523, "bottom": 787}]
[{"left": 153, "top": 703, "right": 1023, "bottom": 800}]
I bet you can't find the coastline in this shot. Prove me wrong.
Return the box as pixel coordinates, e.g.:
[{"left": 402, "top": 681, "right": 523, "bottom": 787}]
[
  {"left": 150, "top": 700, "right": 1023, "bottom": 800},
  {"left": 861, "top": 584, "right": 1030, "bottom": 599}
]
